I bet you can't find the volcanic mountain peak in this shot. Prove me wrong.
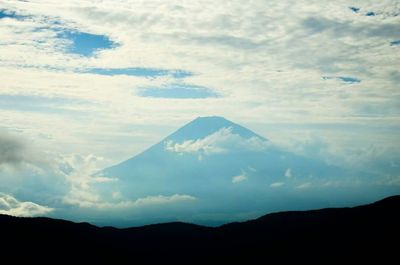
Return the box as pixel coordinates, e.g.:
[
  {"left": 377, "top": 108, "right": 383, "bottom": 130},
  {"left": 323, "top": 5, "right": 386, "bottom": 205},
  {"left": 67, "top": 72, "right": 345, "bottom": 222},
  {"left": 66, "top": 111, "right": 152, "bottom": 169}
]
[{"left": 165, "top": 116, "right": 266, "bottom": 142}]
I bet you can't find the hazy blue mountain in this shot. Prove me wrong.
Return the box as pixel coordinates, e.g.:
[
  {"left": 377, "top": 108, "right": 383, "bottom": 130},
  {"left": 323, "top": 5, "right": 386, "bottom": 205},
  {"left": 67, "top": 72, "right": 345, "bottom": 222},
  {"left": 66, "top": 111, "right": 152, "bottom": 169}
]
[{"left": 95, "top": 116, "right": 356, "bottom": 223}]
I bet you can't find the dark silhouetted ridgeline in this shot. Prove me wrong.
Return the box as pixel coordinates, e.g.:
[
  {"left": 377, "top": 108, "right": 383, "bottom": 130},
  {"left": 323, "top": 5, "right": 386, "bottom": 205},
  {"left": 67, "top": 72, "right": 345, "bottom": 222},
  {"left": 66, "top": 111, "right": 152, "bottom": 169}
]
[{"left": 1, "top": 195, "right": 399, "bottom": 264}]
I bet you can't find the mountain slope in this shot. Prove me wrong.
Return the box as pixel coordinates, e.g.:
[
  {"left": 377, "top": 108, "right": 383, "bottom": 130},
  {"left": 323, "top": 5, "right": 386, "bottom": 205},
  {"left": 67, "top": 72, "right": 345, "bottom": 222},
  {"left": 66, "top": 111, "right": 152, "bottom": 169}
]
[{"left": 1, "top": 195, "right": 399, "bottom": 263}]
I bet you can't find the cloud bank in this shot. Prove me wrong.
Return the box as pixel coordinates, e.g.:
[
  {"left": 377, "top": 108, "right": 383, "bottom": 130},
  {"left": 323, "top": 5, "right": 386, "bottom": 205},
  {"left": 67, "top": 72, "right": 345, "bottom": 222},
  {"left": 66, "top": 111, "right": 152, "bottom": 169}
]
[
  {"left": 0, "top": 193, "right": 53, "bottom": 217},
  {"left": 165, "top": 127, "right": 270, "bottom": 159},
  {"left": 0, "top": 0, "right": 398, "bottom": 167}
]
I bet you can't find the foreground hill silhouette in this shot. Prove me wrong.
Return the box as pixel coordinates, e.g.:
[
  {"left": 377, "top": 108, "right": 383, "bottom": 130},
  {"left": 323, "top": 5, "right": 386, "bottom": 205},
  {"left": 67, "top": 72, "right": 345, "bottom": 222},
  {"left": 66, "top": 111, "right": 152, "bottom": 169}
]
[{"left": 1, "top": 195, "right": 399, "bottom": 263}]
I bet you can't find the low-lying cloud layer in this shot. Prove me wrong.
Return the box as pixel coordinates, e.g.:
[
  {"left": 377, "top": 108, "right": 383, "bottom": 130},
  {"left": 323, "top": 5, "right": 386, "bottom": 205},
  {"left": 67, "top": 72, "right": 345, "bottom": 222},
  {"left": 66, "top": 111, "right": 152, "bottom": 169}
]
[
  {"left": 0, "top": 132, "right": 197, "bottom": 217},
  {"left": 165, "top": 127, "right": 270, "bottom": 159},
  {"left": 0, "top": 193, "right": 53, "bottom": 217},
  {"left": 80, "top": 194, "right": 197, "bottom": 210}
]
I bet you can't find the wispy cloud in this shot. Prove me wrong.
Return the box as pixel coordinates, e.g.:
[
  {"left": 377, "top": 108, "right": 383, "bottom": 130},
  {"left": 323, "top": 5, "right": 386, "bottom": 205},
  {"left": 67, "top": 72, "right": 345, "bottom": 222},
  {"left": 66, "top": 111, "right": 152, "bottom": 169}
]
[
  {"left": 138, "top": 84, "right": 219, "bottom": 99},
  {"left": 270, "top": 182, "right": 285, "bottom": 188},
  {"left": 0, "top": 133, "right": 196, "bottom": 211},
  {"left": 111, "top": 194, "right": 196, "bottom": 209},
  {"left": 60, "top": 153, "right": 117, "bottom": 207},
  {"left": 296, "top": 182, "right": 312, "bottom": 190},
  {"left": 64, "top": 193, "right": 196, "bottom": 209},
  {"left": 0, "top": 193, "right": 53, "bottom": 217},
  {"left": 284, "top": 168, "right": 292, "bottom": 178},
  {"left": 232, "top": 171, "right": 248, "bottom": 184},
  {"left": 0, "top": 131, "right": 29, "bottom": 168},
  {"left": 165, "top": 127, "right": 270, "bottom": 159}
]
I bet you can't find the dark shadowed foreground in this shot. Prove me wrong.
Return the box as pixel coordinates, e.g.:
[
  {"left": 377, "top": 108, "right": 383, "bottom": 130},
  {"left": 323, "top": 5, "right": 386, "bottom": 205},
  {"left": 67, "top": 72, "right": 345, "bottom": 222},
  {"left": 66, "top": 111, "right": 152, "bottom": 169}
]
[{"left": 1, "top": 196, "right": 399, "bottom": 264}]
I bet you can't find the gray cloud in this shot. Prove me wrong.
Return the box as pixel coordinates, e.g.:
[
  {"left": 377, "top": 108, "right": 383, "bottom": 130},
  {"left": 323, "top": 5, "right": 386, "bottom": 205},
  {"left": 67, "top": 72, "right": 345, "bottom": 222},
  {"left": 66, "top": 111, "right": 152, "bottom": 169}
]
[
  {"left": 0, "top": 131, "right": 54, "bottom": 171},
  {"left": 0, "top": 131, "right": 68, "bottom": 206},
  {"left": 0, "top": 131, "right": 29, "bottom": 167},
  {"left": 184, "top": 34, "right": 263, "bottom": 50},
  {"left": 302, "top": 16, "right": 400, "bottom": 39}
]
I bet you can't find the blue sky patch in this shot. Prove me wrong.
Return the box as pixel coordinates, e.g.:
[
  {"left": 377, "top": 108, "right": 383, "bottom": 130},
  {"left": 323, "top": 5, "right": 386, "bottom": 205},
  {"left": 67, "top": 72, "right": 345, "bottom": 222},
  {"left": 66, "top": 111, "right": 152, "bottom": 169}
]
[
  {"left": 138, "top": 84, "right": 219, "bottom": 99},
  {"left": 0, "top": 9, "right": 25, "bottom": 20},
  {"left": 58, "top": 30, "right": 117, "bottom": 57},
  {"left": 366, "top": 11, "right": 376, "bottom": 16},
  {"left": 390, "top": 40, "right": 400, "bottom": 46},
  {"left": 338, "top": 76, "right": 361, "bottom": 84},
  {"left": 349, "top": 7, "right": 360, "bottom": 13},
  {"left": 85, "top": 68, "right": 192, "bottom": 78},
  {"left": 323, "top": 76, "right": 361, "bottom": 84}
]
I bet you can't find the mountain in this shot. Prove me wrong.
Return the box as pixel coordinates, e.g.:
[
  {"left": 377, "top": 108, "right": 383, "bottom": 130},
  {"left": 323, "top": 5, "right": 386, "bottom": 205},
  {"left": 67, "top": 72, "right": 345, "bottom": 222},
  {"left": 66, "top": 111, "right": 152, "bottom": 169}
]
[
  {"left": 1, "top": 195, "right": 399, "bottom": 263},
  {"left": 95, "top": 116, "right": 357, "bottom": 224}
]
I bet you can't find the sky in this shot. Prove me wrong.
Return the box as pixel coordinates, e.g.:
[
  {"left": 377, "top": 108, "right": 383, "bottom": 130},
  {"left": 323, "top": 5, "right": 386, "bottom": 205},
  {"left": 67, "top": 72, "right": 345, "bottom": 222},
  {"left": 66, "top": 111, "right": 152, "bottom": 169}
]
[{"left": 0, "top": 0, "right": 399, "bottom": 222}]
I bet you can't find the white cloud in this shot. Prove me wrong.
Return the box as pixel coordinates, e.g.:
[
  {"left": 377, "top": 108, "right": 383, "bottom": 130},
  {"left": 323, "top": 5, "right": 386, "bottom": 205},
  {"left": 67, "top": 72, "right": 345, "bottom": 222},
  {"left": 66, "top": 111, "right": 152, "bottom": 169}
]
[
  {"left": 232, "top": 172, "right": 248, "bottom": 184},
  {"left": 165, "top": 127, "right": 270, "bottom": 159},
  {"left": 322, "top": 180, "right": 342, "bottom": 188},
  {"left": 270, "top": 182, "right": 285, "bottom": 188},
  {"left": 54, "top": 151, "right": 197, "bottom": 209},
  {"left": 377, "top": 175, "right": 400, "bottom": 186},
  {"left": 0, "top": 131, "right": 194, "bottom": 211},
  {"left": 296, "top": 182, "right": 312, "bottom": 189},
  {"left": 127, "top": 194, "right": 196, "bottom": 208},
  {"left": 112, "top": 191, "right": 122, "bottom": 199},
  {"left": 267, "top": 129, "right": 400, "bottom": 172},
  {"left": 0, "top": 193, "right": 53, "bottom": 217},
  {"left": 64, "top": 193, "right": 196, "bottom": 209},
  {"left": 60, "top": 153, "right": 117, "bottom": 207},
  {"left": 284, "top": 168, "right": 292, "bottom": 178},
  {"left": 248, "top": 167, "right": 257, "bottom": 172}
]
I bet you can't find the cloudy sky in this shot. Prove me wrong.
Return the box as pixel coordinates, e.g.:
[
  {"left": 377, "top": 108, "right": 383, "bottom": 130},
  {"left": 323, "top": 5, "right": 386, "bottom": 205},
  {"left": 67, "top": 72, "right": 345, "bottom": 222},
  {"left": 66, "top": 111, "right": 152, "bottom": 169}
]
[{"left": 0, "top": 0, "right": 399, "bottom": 220}]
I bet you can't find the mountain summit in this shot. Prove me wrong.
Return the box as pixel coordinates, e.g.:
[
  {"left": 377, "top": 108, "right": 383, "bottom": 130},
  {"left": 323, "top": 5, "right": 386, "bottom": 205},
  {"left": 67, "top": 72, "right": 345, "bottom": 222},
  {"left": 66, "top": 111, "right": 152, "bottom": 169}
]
[{"left": 165, "top": 116, "right": 266, "bottom": 142}]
